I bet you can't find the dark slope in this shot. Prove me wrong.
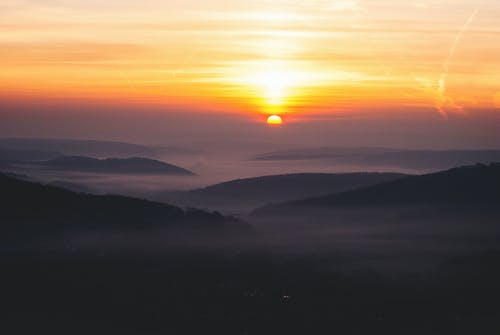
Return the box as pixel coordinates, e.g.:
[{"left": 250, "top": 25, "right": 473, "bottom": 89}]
[
  {"left": 253, "top": 163, "right": 500, "bottom": 215},
  {"left": 0, "top": 173, "right": 246, "bottom": 245},
  {"left": 35, "top": 156, "right": 195, "bottom": 175},
  {"left": 153, "top": 172, "right": 407, "bottom": 213}
]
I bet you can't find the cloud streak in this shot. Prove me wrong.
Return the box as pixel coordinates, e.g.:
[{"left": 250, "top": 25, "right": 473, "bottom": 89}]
[{"left": 435, "top": 9, "right": 479, "bottom": 118}]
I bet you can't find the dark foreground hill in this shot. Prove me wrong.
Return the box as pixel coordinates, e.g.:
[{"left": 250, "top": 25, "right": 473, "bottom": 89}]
[
  {"left": 33, "top": 156, "right": 195, "bottom": 175},
  {"left": 153, "top": 172, "right": 407, "bottom": 213},
  {"left": 253, "top": 163, "right": 500, "bottom": 216},
  {"left": 0, "top": 173, "right": 248, "bottom": 249},
  {"left": 2, "top": 173, "right": 500, "bottom": 334}
]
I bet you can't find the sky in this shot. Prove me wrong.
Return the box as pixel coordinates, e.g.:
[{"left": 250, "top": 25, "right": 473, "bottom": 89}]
[{"left": 1, "top": 0, "right": 500, "bottom": 150}]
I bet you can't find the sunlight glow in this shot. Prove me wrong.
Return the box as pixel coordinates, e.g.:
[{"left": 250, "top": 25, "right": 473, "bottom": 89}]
[
  {"left": 257, "top": 70, "right": 292, "bottom": 105},
  {"left": 1, "top": 1, "right": 499, "bottom": 120},
  {"left": 240, "top": 62, "right": 330, "bottom": 109}
]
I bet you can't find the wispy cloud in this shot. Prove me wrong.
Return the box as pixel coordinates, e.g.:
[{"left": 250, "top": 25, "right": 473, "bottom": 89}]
[
  {"left": 435, "top": 9, "right": 479, "bottom": 117},
  {"left": 1, "top": 0, "right": 499, "bottom": 118}
]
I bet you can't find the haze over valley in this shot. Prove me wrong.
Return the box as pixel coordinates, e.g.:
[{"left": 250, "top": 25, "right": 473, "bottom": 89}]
[{"left": 2, "top": 0, "right": 500, "bottom": 333}]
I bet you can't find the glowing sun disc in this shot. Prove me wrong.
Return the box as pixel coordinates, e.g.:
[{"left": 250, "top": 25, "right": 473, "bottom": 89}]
[{"left": 267, "top": 115, "right": 283, "bottom": 125}]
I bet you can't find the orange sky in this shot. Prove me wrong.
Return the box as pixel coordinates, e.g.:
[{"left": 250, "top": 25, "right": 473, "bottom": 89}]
[{"left": 1, "top": 0, "right": 500, "bottom": 120}]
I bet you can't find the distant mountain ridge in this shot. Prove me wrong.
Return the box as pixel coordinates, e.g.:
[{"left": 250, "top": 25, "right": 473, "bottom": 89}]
[
  {"left": 153, "top": 172, "right": 407, "bottom": 213},
  {"left": 35, "top": 156, "right": 195, "bottom": 175},
  {"left": 0, "top": 137, "right": 200, "bottom": 158},
  {"left": 0, "top": 148, "right": 63, "bottom": 163},
  {"left": 253, "top": 163, "right": 500, "bottom": 215},
  {"left": 252, "top": 147, "right": 500, "bottom": 170}
]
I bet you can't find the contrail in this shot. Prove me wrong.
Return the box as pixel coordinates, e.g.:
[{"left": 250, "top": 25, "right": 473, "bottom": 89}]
[{"left": 435, "top": 9, "right": 479, "bottom": 117}]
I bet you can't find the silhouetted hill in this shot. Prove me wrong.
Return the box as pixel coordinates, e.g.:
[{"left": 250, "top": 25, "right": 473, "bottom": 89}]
[
  {"left": 34, "top": 156, "right": 195, "bottom": 175},
  {"left": 252, "top": 147, "right": 500, "bottom": 170},
  {"left": 253, "top": 163, "right": 500, "bottom": 215},
  {"left": 153, "top": 172, "right": 407, "bottom": 213},
  {"left": 0, "top": 137, "right": 200, "bottom": 158},
  {"left": 0, "top": 173, "right": 248, "bottom": 246},
  {"left": 2, "top": 176, "right": 500, "bottom": 335}
]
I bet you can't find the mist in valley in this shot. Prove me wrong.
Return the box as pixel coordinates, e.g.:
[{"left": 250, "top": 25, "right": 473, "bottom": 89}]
[{"left": 2, "top": 139, "right": 500, "bottom": 334}]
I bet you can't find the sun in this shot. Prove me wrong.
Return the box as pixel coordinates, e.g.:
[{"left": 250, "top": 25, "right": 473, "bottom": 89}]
[{"left": 266, "top": 114, "right": 283, "bottom": 125}]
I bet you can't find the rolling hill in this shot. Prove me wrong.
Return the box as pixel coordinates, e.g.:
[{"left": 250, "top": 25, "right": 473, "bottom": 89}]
[
  {"left": 0, "top": 173, "right": 248, "bottom": 248},
  {"left": 153, "top": 172, "right": 407, "bottom": 213},
  {"left": 34, "top": 156, "right": 195, "bottom": 175},
  {"left": 0, "top": 137, "right": 200, "bottom": 158},
  {"left": 253, "top": 163, "right": 500, "bottom": 216}
]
